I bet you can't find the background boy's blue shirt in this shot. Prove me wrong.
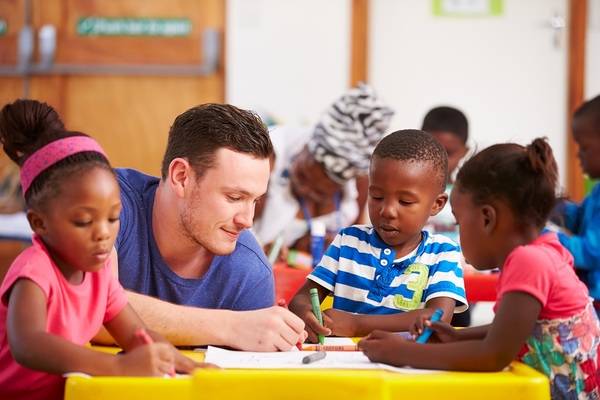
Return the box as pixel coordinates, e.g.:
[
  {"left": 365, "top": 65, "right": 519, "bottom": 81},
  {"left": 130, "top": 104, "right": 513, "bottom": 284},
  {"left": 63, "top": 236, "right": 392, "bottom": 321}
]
[{"left": 555, "top": 183, "right": 600, "bottom": 299}]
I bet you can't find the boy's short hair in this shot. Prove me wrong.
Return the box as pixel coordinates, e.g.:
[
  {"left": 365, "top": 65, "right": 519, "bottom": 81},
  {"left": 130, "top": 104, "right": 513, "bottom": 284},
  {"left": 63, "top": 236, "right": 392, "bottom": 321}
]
[
  {"left": 574, "top": 94, "right": 600, "bottom": 128},
  {"left": 372, "top": 129, "right": 448, "bottom": 193},
  {"left": 421, "top": 106, "right": 468, "bottom": 145}
]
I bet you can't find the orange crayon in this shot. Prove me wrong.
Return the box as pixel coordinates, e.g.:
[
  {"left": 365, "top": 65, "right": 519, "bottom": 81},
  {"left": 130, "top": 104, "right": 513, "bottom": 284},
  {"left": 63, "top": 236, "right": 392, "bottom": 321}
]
[{"left": 302, "top": 345, "right": 359, "bottom": 352}]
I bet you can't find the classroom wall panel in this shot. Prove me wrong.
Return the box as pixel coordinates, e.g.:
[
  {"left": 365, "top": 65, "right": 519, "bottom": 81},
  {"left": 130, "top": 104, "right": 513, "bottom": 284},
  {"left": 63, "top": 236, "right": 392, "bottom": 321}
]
[
  {"left": 225, "top": 0, "right": 351, "bottom": 125},
  {"left": 1, "top": 0, "right": 225, "bottom": 176},
  {"left": 369, "top": 0, "right": 569, "bottom": 186},
  {"left": 587, "top": 0, "right": 600, "bottom": 98}
]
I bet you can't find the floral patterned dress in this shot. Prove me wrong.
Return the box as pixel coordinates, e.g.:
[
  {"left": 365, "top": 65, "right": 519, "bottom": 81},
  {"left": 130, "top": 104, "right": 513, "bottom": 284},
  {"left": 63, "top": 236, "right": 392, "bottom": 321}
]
[{"left": 518, "top": 301, "right": 600, "bottom": 399}]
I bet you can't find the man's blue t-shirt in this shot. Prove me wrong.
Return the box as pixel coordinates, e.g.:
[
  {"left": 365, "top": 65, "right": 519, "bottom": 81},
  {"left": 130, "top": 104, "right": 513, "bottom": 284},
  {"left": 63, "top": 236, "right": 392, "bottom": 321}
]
[{"left": 115, "top": 168, "right": 275, "bottom": 310}]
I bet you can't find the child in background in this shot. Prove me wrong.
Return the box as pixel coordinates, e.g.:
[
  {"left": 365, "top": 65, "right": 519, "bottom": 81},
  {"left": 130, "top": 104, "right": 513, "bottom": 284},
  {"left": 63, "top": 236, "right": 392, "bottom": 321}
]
[
  {"left": 0, "top": 100, "right": 206, "bottom": 400},
  {"left": 421, "top": 105, "right": 473, "bottom": 327},
  {"left": 289, "top": 130, "right": 467, "bottom": 342},
  {"left": 550, "top": 94, "right": 600, "bottom": 317},
  {"left": 421, "top": 106, "right": 470, "bottom": 185},
  {"left": 422, "top": 105, "right": 470, "bottom": 237},
  {"left": 358, "top": 138, "right": 600, "bottom": 399}
]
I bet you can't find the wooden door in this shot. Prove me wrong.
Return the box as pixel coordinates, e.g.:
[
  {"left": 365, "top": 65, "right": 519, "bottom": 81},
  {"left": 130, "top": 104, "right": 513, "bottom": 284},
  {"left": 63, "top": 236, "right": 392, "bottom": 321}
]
[
  {"left": 0, "top": 0, "right": 225, "bottom": 279},
  {"left": 0, "top": 0, "right": 225, "bottom": 176}
]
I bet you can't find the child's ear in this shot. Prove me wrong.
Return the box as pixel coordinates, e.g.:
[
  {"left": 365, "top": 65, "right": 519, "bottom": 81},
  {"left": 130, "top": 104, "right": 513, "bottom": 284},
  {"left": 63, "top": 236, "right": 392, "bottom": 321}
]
[
  {"left": 26, "top": 209, "right": 47, "bottom": 235},
  {"left": 480, "top": 204, "right": 497, "bottom": 234},
  {"left": 429, "top": 192, "right": 449, "bottom": 216}
]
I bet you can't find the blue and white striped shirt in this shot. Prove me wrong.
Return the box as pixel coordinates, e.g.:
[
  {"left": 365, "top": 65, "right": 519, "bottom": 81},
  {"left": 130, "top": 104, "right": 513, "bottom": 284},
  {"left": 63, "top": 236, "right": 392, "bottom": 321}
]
[{"left": 308, "top": 225, "right": 468, "bottom": 314}]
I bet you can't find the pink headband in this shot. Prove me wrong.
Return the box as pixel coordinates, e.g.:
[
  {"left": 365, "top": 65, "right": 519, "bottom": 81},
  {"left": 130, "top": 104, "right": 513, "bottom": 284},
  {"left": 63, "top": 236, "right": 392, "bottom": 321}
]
[{"left": 20, "top": 136, "right": 108, "bottom": 196}]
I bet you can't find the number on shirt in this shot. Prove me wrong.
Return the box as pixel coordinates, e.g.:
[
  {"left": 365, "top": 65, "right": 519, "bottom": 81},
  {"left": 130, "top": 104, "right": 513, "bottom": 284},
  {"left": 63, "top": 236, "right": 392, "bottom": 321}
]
[{"left": 393, "top": 262, "right": 429, "bottom": 310}]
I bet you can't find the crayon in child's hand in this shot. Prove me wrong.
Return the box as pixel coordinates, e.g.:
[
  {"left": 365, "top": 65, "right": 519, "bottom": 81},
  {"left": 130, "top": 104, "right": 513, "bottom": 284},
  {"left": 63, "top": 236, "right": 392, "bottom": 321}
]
[
  {"left": 134, "top": 328, "right": 176, "bottom": 377},
  {"left": 309, "top": 288, "right": 325, "bottom": 345},
  {"left": 415, "top": 309, "right": 443, "bottom": 344}
]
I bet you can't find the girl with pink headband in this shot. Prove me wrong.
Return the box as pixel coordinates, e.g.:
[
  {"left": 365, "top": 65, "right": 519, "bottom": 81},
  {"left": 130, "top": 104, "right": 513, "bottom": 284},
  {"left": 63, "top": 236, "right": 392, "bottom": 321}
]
[{"left": 0, "top": 99, "right": 208, "bottom": 400}]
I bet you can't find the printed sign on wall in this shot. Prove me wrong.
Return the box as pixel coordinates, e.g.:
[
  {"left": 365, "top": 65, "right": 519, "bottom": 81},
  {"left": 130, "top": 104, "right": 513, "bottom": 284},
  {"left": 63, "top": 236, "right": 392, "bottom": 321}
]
[
  {"left": 77, "top": 17, "right": 192, "bottom": 37},
  {"left": 433, "top": 0, "right": 503, "bottom": 17}
]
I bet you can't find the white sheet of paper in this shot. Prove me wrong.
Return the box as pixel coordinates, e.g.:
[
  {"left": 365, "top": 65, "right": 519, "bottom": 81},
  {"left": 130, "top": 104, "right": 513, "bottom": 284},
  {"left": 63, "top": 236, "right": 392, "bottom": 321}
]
[
  {"left": 204, "top": 346, "right": 442, "bottom": 373},
  {"left": 204, "top": 345, "right": 376, "bottom": 369}
]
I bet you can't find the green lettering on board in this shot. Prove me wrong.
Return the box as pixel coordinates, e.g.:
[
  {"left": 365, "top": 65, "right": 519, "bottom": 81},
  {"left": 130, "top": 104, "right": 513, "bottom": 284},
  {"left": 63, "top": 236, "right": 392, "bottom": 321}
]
[{"left": 77, "top": 17, "right": 192, "bottom": 37}]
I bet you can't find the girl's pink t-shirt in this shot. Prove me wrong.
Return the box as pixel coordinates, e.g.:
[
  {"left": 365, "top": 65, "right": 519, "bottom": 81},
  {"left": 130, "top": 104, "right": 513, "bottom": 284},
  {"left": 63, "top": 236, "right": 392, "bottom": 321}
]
[
  {"left": 0, "top": 235, "right": 128, "bottom": 400},
  {"left": 494, "top": 232, "right": 590, "bottom": 319}
]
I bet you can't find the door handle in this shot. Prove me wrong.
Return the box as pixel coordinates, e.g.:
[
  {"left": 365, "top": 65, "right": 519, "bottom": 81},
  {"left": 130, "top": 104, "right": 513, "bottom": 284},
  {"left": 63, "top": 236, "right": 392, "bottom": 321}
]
[
  {"left": 17, "top": 25, "right": 34, "bottom": 69},
  {"left": 38, "top": 24, "right": 57, "bottom": 70},
  {"left": 550, "top": 11, "right": 566, "bottom": 48}
]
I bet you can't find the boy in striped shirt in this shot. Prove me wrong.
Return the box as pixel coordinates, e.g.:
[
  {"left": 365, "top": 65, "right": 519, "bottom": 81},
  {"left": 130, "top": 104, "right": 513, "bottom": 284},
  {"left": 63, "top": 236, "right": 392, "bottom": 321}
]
[{"left": 289, "top": 129, "right": 467, "bottom": 343}]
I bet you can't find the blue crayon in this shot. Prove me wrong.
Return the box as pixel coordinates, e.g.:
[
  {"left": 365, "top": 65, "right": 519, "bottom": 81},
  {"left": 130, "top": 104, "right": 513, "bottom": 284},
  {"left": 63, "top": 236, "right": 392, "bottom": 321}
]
[{"left": 415, "top": 308, "right": 443, "bottom": 344}]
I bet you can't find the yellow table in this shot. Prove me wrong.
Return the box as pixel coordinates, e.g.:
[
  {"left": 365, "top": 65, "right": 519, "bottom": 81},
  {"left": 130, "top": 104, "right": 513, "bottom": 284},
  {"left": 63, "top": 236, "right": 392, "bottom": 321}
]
[{"left": 64, "top": 347, "right": 550, "bottom": 400}]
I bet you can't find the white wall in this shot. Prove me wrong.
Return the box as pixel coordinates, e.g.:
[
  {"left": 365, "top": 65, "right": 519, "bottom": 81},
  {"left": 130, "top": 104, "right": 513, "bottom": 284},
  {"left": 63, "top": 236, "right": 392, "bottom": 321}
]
[
  {"left": 369, "top": 0, "right": 569, "bottom": 183},
  {"left": 226, "top": 0, "right": 350, "bottom": 125},
  {"left": 227, "top": 0, "right": 599, "bottom": 185},
  {"left": 587, "top": 0, "right": 600, "bottom": 99}
]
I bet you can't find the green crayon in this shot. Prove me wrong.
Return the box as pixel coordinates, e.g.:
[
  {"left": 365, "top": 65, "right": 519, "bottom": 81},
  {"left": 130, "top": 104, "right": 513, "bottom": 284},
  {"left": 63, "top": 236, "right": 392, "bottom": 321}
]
[{"left": 309, "top": 288, "right": 325, "bottom": 345}]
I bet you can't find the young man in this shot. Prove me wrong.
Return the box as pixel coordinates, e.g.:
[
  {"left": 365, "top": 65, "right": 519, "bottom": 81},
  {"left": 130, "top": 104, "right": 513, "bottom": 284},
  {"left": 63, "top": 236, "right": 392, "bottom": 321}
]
[{"left": 100, "top": 103, "right": 305, "bottom": 351}]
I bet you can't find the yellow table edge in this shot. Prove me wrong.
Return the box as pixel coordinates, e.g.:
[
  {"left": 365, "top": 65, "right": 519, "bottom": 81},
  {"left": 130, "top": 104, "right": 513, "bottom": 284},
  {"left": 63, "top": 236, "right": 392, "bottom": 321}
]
[{"left": 64, "top": 346, "right": 550, "bottom": 400}]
